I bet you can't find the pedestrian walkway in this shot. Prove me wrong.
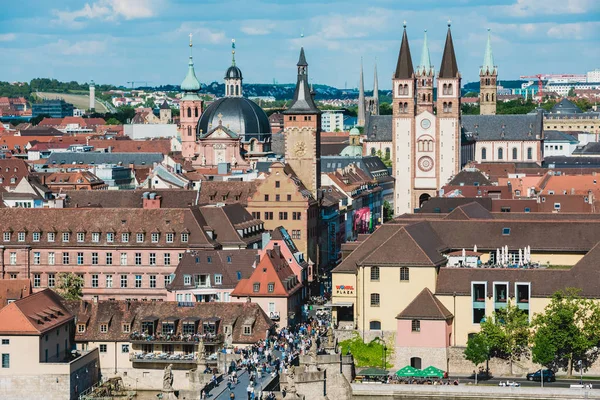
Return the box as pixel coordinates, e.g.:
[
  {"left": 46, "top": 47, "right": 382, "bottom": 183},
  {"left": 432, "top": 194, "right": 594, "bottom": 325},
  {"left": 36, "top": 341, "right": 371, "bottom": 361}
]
[{"left": 209, "top": 367, "right": 274, "bottom": 399}]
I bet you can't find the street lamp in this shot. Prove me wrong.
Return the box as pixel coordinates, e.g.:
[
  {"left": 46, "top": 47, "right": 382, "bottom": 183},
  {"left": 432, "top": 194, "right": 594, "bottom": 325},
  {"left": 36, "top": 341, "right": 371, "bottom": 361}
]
[{"left": 578, "top": 360, "right": 583, "bottom": 385}]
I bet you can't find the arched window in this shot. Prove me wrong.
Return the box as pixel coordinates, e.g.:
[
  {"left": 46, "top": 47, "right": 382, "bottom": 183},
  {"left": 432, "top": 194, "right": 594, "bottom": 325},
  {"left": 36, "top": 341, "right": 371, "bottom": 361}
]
[
  {"left": 418, "top": 141, "right": 423, "bottom": 152},
  {"left": 194, "top": 107, "right": 198, "bottom": 118},
  {"left": 369, "top": 321, "right": 381, "bottom": 330},
  {"left": 443, "top": 102, "right": 448, "bottom": 112},
  {"left": 229, "top": 85, "right": 234, "bottom": 95},
  {"left": 443, "top": 83, "right": 448, "bottom": 95},
  {"left": 370, "top": 266, "right": 380, "bottom": 281},
  {"left": 428, "top": 141, "right": 433, "bottom": 152},
  {"left": 448, "top": 102, "right": 452, "bottom": 112},
  {"left": 481, "top": 147, "right": 487, "bottom": 160},
  {"left": 512, "top": 147, "right": 518, "bottom": 160},
  {"left": 235, "top": 85, "right": 239, "bottom": 96},
  {"left": 403, "top": 84, "right": 409, "bottom": 95},
  {"left": 448, "top": 83, "right": 453, "bottom": 94},
  {"left": 370, "top": 148, "right": 376, "bottom": 156},
  {"left": 491, "top": 93, "right": 495, "bottom": 101},
  {"left": 427, "top": 93, "right": 431, "bottom": 102},
  {"left": 498, "top": 147, "right": 504, "bottom": 160},
  {"left": 486, "top": 93, "right": 489, "bottom": 102},
  {"left": 403, "top": 102, "right": 408, "bottom": 113},
  {"left": 385, "top": 147, "right": 390, "bottom": 159},
  {"left": 398, "top": 84, "right": 402, "bottom": 96},
  {"left": 422, "top": 94, "right": 426, "bottom": 102},
  {"left": 187, "top": 107, "right": 191, "bottom": 118}
]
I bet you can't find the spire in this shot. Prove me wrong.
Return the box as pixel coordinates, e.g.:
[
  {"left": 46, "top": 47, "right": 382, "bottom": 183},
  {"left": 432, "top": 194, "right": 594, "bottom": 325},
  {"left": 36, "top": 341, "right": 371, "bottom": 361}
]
[
  {"left": 373, "top": 61, "right": 379, "bottom": 103},
  {"left": 481, "top": 28, "right": 495, "bottom": 74},
  {"left": 284, "top": 47, "right": 320, "bottom": 115},
  {"left": 231, "top": 38, "right": 236, "bottom": 66},
  {"left": 180, "top": 33, "right": 201, "bottom": 93},
  {"left": 394, "top": 22, "right": 414, "bottom": 79},
  {"left": 358, "top": 58, "right": 365, "bottom": 126},
  {"left": 439, "top": 21, "right": 459, "bottom": 79},
  {"left": 417, "top": 30, "right": 432, "bottom": 75}
]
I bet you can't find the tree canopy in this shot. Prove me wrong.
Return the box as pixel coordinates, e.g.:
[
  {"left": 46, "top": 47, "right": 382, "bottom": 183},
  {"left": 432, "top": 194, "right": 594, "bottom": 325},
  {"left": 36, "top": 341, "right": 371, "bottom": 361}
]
[{"left": 55, "top": 272, "right": 84, "bottom": 301}]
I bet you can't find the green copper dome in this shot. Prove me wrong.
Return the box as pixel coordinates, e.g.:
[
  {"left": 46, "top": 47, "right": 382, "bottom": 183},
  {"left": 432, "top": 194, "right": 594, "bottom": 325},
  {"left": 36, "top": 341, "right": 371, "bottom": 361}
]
[{"left": 181, "top": 56, "right": 201, "bottom": 92}]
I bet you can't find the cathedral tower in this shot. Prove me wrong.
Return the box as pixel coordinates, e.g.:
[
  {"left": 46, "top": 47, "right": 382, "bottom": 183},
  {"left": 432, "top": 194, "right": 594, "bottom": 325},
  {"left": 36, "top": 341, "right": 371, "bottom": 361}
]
[
  {"left": 479, "top": 29, "right": 497, "bottom": 115},
  {"left": 392, "top": 23, "right": 416, "bottom": 215},
  {"left": 416, "top": 30, "right": 434, "bottom": 114},
  {"left": 180, "top": 34, "right": 203, "bottom": 159},
  {"left": 371, "top": 62, "right": 380, "bottom": 115},
  {"left": 357, "top": 59, "right": 366, "bottom": 127},
  {"left": 283, "top": 48, "right": 322, "bottom": 197},
  {"left": 225, "top": 39, "right": 243, "bottom": 97}
]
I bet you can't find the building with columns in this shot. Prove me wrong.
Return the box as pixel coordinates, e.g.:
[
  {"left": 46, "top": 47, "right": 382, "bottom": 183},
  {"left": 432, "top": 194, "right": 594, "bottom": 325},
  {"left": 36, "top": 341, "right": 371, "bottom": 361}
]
[
  {"left": 479, "top": 29, "right": 497, "bottom": 115},
  {"left": 392, "top": 23, "right": 462, "bottom": 215}
]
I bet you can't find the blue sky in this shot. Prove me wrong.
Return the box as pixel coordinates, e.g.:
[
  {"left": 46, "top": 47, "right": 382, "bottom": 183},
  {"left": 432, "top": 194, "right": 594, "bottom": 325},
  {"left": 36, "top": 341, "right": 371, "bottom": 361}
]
[{"left": 1, "top": 0, "right": 599, "bottom": 89}]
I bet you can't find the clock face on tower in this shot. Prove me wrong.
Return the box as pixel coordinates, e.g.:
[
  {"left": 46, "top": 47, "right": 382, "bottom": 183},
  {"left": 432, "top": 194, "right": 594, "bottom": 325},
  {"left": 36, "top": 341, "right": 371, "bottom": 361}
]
[
  {"left": 294, "top": 141, "right": 306, "bottom": 157},
  {"left": 418, "top": 156, "right": 434, "bottom": 172},
  {"left": 420, "top": 119, "right": 431, "bottom": 130}
]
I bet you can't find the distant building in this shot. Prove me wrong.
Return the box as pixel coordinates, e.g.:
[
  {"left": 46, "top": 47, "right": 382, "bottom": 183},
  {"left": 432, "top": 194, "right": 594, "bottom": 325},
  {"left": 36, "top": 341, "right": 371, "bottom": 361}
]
[
  {"left": 543, "top": 99, "right": 600, "bottom": 134},
  {"left": 543, "top": 130, "right": 579, "bottom": 157},
  {"left": 123, "top": 124, "right": 179, "bottom": 140},
  {"left": 32, "top": 99, "right": 74, "bottom": 118},
  {"left": 321, "top": 110, "right": 344, "bottom": 132},
  {"left": 588, "top": 69, "right": 600, "bottom": 83}
]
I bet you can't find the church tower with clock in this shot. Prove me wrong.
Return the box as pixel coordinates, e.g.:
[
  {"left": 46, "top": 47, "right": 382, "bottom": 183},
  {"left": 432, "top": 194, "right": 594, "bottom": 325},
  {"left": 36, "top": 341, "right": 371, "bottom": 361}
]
[
  {"left": 283, "top": 47, "right": 322, "bottom": 198},
  {"left": 392, "top": 22, "right": 461, "bottom": 215}
]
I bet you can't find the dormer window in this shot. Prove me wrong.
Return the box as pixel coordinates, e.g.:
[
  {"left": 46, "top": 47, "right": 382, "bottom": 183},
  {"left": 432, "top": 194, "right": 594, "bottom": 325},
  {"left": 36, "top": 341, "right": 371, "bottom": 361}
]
[
  {"left": 92, "top": 232, "right": 100, "bottom": 243},
  {"left": 32, "top": 232, "right": 40, "bottom": 242},
  {"left": 77, "top": 324, "right": 85, "bottom": 333},
  {"left": 17, "top": 232, "right": 25, "bottom": 242},
  {"left": 77, "top": 232, "right": 85, "bottom": 242},
  {"left": 122, "top": 324, "right": 130, "bottom": 333},
  {"left": 268, "top": 283, "right": 275, "bottom": 293},
  {"left": 184, "top": 275, "right": 191, "bottom": 285},
  {"left": 227, "top": 256, "right": 232, "bottom": 263},
  {"left": 62, "top": 232, "right": 70, "bottom": 242},
  {"left": 107, "top": 232, "right": 114, "bottom": 243},
  {"left": 166, "top": 233, "right": 174, "bottom": 243},
  {"left": 502, "top": 228, "right": 511, "bottom": 236},
  {"left": 48, "top": 232, "right": 55, "bottom": 242},
  {"left": 136, "top": 233, "right": 145, "bottom": 243},
  {"left": 243, "top": 325, "right": 252, "bottom": 335},
  {"left": 253, "top": 283, "right": 260, "bottom": 292},
  {"left": 236, "top": 271, "right": 242, "bottom": 280},
  {"left": 151, "top": 233, "right": 159, "bottom": 243},
  {"left": 100, "top": 324, "right": 108, "bottom": 333},
  {"left": 181, "top": 233, "right": 189, "bottom": 243},
  {"left": 3, "top": 232, "right": 10, "bottom": 242},
  {"left": 121, "top": 233, "right": 129, "bottom": 243}
]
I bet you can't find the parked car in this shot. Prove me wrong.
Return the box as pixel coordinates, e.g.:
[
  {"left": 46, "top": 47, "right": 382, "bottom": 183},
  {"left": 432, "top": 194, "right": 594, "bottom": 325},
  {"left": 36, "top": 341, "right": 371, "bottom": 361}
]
[
  {"left": 498, "top": 380, "right": 521, "bottom": 387},
  {"left": 527, "top": 369, "right": 555, "bottom": 382}
]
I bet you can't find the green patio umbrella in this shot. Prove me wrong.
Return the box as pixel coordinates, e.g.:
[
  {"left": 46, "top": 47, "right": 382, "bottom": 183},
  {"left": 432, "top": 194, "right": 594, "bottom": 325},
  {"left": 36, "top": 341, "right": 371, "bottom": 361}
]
[
  {"left": 421, "top": 365, "right": 445, "bottom": 378},
  {"left": 395, "top": 365, "right": 422, "bottom": 377},
  {"left": 358, "top": 367, "right": 388, "bottom": 376}
]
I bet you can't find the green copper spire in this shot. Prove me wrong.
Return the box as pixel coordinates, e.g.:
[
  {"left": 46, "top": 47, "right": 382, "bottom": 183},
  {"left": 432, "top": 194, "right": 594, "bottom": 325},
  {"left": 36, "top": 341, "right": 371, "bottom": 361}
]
[
  {"left": 418, "top": 29, "right": 432, "bottom": 75},
  {"left": 231, "top": 39, "right": 236, "bottom": 66},
  {"left": 180, "top": 33, "right": 201, "bottom": 97},
  {"left": 481, "top": 28, "right": 495, "bottom": 74}
]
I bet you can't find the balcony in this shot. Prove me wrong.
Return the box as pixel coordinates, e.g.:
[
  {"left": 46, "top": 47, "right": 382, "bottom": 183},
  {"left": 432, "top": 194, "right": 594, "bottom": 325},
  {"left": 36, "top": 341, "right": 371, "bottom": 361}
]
[
  {"left": 130, "top": 352, "right": 197, "bottom": 363},
  {"left": 129, "top": 332, "right": 224, "bottom": 344}
]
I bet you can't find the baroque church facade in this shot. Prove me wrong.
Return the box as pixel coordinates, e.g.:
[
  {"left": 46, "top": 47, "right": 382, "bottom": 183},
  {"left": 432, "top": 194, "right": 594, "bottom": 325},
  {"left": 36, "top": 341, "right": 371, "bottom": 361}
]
[{"left": 393, "top": 23, "right": 462, "bottom": 215}]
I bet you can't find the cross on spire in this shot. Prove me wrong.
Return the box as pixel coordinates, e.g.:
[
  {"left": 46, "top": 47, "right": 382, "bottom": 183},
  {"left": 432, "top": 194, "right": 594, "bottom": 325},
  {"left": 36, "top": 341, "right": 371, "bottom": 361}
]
[
  {"left": 231, "top": 39, "right": 236, "bottom": 66},
  {"left": 189, "top": 33, "right": 193, "bottom": 47}
]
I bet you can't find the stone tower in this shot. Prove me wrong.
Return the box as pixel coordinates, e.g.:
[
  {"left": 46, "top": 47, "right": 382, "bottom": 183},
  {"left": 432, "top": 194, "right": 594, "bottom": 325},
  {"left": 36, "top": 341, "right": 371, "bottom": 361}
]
[
  {"left": 180, "top": 34, "right": 203, "bottom": 160},
  {"left": 159, "top": 100, "right": 172, "bottom": 123},
  {"left": 392, "top": 23, "right": 416, "bottom": 215},
  {"left": 435, "top": 22, "right": 461, "bottom": 191},
  {"left": 479, "top": 29, "right": 497, "bottom": 115},
  {"left": 283, "top": 47, "right": 322, "bottom": 198},
  {"left": 415, "top": 30, "right": 434, "bottom": 114},
  {"left": 357, "top": 59, "right": 366, "bottom": 127},
  {"left": 225, "top": 39, "right": 243, "bottom": 97},
  {"left": 89, "top": 80, "right": 95, "bottom": 112}
]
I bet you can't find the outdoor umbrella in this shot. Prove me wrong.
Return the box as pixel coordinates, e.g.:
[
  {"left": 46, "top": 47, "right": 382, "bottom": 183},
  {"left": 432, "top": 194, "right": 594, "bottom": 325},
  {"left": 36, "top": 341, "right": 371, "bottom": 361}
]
[
  {"left": 421, "top": 366, "right": 445, "bottom": 378},
  {"left": 358, "top": 367, "right": 388, "bottom": 377},
  {"left": 395, "top": 365, "right": 422, "bottom": 377}
]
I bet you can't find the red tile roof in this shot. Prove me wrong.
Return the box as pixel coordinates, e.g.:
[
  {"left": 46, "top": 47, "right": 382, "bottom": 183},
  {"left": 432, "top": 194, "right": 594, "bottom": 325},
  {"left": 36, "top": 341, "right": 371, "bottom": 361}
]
[{"left": 0, "top": 279, "right": 31, "bottom": 309}]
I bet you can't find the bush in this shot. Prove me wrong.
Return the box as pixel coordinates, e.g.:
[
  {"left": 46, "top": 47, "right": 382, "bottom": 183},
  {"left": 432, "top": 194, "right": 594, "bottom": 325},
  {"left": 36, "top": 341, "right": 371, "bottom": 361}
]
[{"left": 339, "top": 332, "right": 393, "bottom": 368}]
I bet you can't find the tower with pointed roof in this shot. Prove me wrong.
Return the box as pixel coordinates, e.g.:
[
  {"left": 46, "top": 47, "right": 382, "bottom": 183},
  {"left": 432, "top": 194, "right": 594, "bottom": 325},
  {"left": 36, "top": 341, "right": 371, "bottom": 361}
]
[
  {"left": 180, "top": 34, "right": 204, "bottom": 159},
  {"left": 357, "top": 59, "right": 366, "bottom": 127},
  {"left": 366, "top": 62, "right": 380, "bottom": 116},
  {"left": 283, "top": 47, "right": 321, "bottom": 197},
  {"left": 392, "top": 22, "right": 462, "bottom": 215},
  {"left": 480, "top": 29, "right": 497, "bottom": 115},
  {"left": 416, "top": 30, "right": 434, "bottom": 114},
  {"left": 225, "top": 39, "right": 243, "bottom": 97}
]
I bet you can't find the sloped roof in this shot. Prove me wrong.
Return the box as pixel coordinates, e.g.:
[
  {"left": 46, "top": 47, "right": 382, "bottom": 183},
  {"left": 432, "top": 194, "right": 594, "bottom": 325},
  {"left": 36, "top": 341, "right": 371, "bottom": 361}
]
[
  {"left": 0, "top": 279, "right": 31, "bottom": 309},
  {"left": 463, "top": 113, "right": 543, "bottom": 141},
  {"left": 396, "top": 288, "right": 453, "bottom": 320},
  {"left": 394, "top": 27, "right": 414, "bottom": 79},
  {"left": 444, "top": 202, "right": 493, "bottom": 220},
  {"left": 438, "top": 27, "right": 459, "bottom": 79},
  {"left": 550, "top": 99, "right": 582, "bottom": 114},
  {"left": 447, "top": 170, "right": 492, "bottom": 186},
  {"left": 364, "top": 115, "right": 392, "bottom": 142},
  {"left": 544, "top": 130, "right": 578, "bottom": 143}
]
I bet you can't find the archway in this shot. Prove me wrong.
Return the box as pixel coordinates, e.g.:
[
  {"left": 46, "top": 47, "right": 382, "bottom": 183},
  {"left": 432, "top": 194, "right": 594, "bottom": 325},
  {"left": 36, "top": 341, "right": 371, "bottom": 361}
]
[{"left": 419, "top": 193, "right": 431, "bottom": 208}]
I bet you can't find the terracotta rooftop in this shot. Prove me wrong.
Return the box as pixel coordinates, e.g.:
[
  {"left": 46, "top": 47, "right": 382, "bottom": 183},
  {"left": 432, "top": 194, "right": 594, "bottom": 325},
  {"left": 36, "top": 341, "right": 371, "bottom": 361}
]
[
  {"left": 0, "top": 289, "right": 74, "bottom": 335},
  {"left": 396, "top": 288, "right": 453, "bottom": 320},
  {"left": 0, "top": 279, "right": 31, "bottom": 309}
]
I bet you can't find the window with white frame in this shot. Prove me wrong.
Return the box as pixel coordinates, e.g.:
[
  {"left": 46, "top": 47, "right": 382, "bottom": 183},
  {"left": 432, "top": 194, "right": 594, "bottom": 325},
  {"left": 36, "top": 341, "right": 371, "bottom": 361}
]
[
  {"left": 48, "top": 232, "right": 55, "bottom": 242},
  {"left": 106, "top": 252, "right": 112, "bottom": 265},
  {"left": 149, "top": 253, "right": 156, "bottom": 265},
  {"left": 77, "top": 232, "right": 85, "bottom": 242},
  {"left": 33, "top": 274, "right": 41, "bottom": 288},
  {"left": 135, "top": 253, "right": 142, "bottom": 265},
  {"left": 100, "top": 324, "right": 108, "bottom": 333},
  {"left": 214, "top": 274, "right": 222, "bottom": 285},
  {"left": 136, "top": 233, "right": 144, "bottom": 243},
  {"left": 164, "top": 275, "right": 172, "bottom": 286},
  {"left": 99, "top": 344, "right": 107, "bottom": 353},
  {"left": 164, "top": 253, "right": 171, "bottom": 265},
  {"left": 48, "top": 252, "right": 55, "bottom": 265},
  {"left": 77, "top": 324, "right": 85, "bottom": 333},
  {"left": 32, "top": 232, "right": 40, "bottom": 242},
  {"left": 135, "top": 275, "right": 142, "bottom": 288},
  {"left": 106, "top": 232, "right": 114, "bottom": 243},
  {"left": 121, "top": 233, "right": 129, "bottom": 243},
  {"left": 92, "top": 252, "right": 98, "bottom": 265},
  {"left": 122, "top": 324, "right": 130, "bottom": 333},
  {"left": 184, "top": 275, "right": 191, "bottom": 285},
  {"left": 17, "top": 232, "right": 25, "bottom": 242},
  {"left": 34, "top": 252, "right": 40, "bottom": 265},
  {"left": 3, "top": 232, "right": 10, "bottom": 242},
  {"left": 151, "top": 233, "right": 159, "bottom": 243},
  {"left": 166, "top": 233, "right": 174, "bottom": 243},
  {"left": 9, "top": 252, "right": 16, "bottom": 265},
  {"left": 120, "top": 275, "right": 127, "bottom": 288},
  {"left": 181, "top": 233, "right": 189, "bottom": 243},
  {"left": 149, "top": 275, "right": 156, "bottom": 288},
  {"left": 120, "top": 253, "right": 127, "bottom": 266},
  {"left": 106, "top": 275, "right": 113, "bottom": 288},
  {"left": 243, "top": 325, "right": 252, "bottom": 335},
  {"left": 77, "top": 252, "right": 84, "bottom": 265},
  {"left": 92, "top": 232, "right": 100, "bottom": 243},
  {"left": 92, "top": 274, "right": 99, "bottom": 288},
  {"left": 48, "top": 274, "right": 55, "bottom": 288},
  {"left": 62, "top": 232, "right": 70, "bottom": 242}
]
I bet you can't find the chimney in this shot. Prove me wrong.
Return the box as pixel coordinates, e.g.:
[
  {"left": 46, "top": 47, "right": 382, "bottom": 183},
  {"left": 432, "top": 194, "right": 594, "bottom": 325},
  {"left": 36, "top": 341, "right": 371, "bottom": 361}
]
[
  {"left": 143, "top": 193, "right": 161, "bottom": 209},
  {"left": 273, "top": 243, "right": 281, "bottom": 258}
]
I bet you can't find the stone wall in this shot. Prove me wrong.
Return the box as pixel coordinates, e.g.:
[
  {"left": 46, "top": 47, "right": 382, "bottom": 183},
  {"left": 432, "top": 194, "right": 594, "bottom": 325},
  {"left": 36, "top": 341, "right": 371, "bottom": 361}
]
[
  {"left": 395, "top": 346, "right": 448, "bottom": 372},
  {"left": 0, "top": 375, "right": 72, "bottom": 400}
]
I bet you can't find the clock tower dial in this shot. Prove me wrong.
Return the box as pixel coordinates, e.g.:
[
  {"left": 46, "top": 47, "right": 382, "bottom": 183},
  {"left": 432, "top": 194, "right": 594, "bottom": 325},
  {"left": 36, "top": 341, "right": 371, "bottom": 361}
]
[{"left": 420, "top": 119, "right": 431, "bottom": 129}]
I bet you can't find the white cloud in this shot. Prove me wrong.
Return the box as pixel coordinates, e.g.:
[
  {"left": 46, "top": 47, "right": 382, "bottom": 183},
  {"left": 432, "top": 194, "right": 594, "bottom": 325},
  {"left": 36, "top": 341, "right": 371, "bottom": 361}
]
[
  {"left": 46, "top": 39, "right": 109, "bottom": 56},
  {"left": 311, "top": 8, "right": 393, "bottom": 40},
  {"left": 241, "top": 21, "right": 276, "bottom": 36},
  {"left": 0, "top": 33, "right": 16, "bottom": 42},
  {"left": 490, "top": 21, "right": 600, "bottom": 41},
  {"left": 53, "top": 0, "right": 161, "bottom": 27},
  {"left": 499, "top": 0, "right": 598, "bottom": 16},
  {"left": 176, "top": 23, "right": 227, "bottom": 45}
]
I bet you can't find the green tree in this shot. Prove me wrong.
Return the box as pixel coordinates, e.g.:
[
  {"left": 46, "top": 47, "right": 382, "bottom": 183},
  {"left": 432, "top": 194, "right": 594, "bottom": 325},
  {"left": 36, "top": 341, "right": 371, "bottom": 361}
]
[
  {"left": 464, "top": 91, "right": 479, "bottom": 98},
  {"left": 464, "top": 333, "right": 490, "bottom": 381},
  {"left": 30, "top": 114, "right": 51, "bottom": 126},
  {"left": 383, "top": 201, "right": 393, "bottom": 222},
  {"left": 55, "top": 272, "right": 83, "bottom": 300},
  {"left": 379, "top": 102, "right": 392, "bottom": 115},
  {"left": 568, "top": 87, "right": 576, "bottom": 97},
  {"left": 375, "top": 150, "right": 392, "bottom": 168},
  {"left": 339, "top": 332, "right": 393, "bottom": 368},
  {"left": 105, "top": 117, "right": 121, "bottom": 125},
  {"left": 531, "top": 289, "right": 600, "bottom": 376},
  {"left": 144, "top": 97, "right": 156, "bottom": 109},
  {"left": 480, "top": 301, "right": 530, "bottom": 375}
]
